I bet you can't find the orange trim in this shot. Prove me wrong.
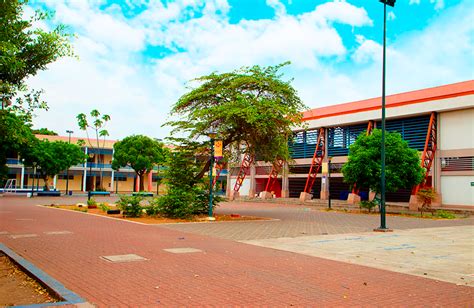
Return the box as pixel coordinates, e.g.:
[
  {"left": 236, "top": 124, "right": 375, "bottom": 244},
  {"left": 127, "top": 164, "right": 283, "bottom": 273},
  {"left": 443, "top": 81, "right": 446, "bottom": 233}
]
[{"left": 303, "top": 80, "right": 474, "bottom": 121}]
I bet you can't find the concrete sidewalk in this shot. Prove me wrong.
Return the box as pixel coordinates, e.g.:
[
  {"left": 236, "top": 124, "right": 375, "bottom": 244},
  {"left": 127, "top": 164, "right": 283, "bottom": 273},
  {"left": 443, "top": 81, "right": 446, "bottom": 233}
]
[
  {"left": 0, "top": 197, "right": 472, "bottom": 306},
  {"left": 243, "top": 225, "right": 474, "bottom": 286}
]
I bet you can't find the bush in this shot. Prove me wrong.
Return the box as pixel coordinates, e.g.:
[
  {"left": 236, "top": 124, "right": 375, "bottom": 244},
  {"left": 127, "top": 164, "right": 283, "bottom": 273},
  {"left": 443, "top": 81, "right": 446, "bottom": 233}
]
[
  {"left": 87, "top": 198, "right": 97, "bottom": 207},
  {"left": 417, "top": 188, "right": 437, "bottom": 217},
  {"left": 98, "top": 202, "right": 110, "bottom": 212},
  {"left": 144, "top": 199, "right": 161, "bottom": 216},
  {"left": 116, "top": 195, "right": 144, "bottom": 217},
  {"left": 359, "top": 200, "right": 377, "bottom": 213},
  {"left": 435, "top": 210, "right": 456, "bottom": 219}
]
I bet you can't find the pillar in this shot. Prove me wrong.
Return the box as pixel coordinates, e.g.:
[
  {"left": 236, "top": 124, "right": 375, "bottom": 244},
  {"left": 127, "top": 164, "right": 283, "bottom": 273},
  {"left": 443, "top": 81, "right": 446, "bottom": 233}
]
[
  {"left": 135, "top": 175, "right": 140, "bottom": 192},
  {"left": 82, "top": 147, "right": 88, "bottom": 192},
  {"left": 53, "top": 175, "right": 57, "bottom": 190},
  {"left": 148, "top": 171, "right": 153, "bottom": 192},
  {"left": 281, "top": 162, "right": 289, "bottom": 198},
  {"left": 248, "top": 163, "right": 256, "bottom": 198},
  {"left": 20, "top": 165, "right": 25, "bottom": 189}
]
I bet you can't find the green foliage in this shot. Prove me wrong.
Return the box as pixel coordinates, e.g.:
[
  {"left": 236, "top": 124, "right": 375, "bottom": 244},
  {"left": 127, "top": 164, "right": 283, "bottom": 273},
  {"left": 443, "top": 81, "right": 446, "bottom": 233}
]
[
  {"left": 166, "top": 62, "right": 307, "bottom": 180},
  {"left": 342, "top": 129, "right": 424, "bottom": 194},
  {"left": 116, "top": 195, "right": 144, "bottom": 217},
  {"left": 0, "top": 110, "right": 36, "bottom": 184},
  {"left": 87, "top": 198, "right": 97, "bottom": 207},
  {"left": 157, "top": 150, "right": 220, "bottom": 219},
  {"left": 112, "top": 135, "right": 168, "bottom": 191},
  {"left": 76, "top": 109, "right": 110, "bottom": 190},
  {"left": 32, "top": 128, "right": 58, "bottom": 135},
  {"left": 417, "top": 187, "right": 437, "bottom": 217},
  {"left": 22, "top": 139, "right": 86, "bottom": 191},
  {"left": 1, "top": 0, "right": 73, "bottom": 121},
  {"left": 359, "top": 200, "right": 377, "bottom": 213},
  {"left": 435, "top": 210, "right": 456, "bottom": 219},
  {"left": 144, "top": 203, "right": 161, "bottom": 216},
  {"left": 98, "top": 203, "right": 110, "bottom": 212}
]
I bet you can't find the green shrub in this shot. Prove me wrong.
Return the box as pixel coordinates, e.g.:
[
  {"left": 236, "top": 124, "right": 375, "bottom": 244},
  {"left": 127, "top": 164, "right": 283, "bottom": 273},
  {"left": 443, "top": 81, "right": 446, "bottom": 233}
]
[
  {"left": 435, "top": 210, "right": 456, "bottom": 219},
  {"left": 87, "top": 198, "right": 97, "bottom": 207},
  {"left": 157, "top": 150, "right": 221, "bottom": 219},
  {"left": 116, "top": 195, "right": 144, "bottom": 217},
  {"left": 98, "top": 203, "right": 110, "bottom": 212},
  {"left": 144, "top": 199, "right": 161, "bottom": 216},
  {"left": 359, "top": 200, "right": 377, "bottom": 213}
]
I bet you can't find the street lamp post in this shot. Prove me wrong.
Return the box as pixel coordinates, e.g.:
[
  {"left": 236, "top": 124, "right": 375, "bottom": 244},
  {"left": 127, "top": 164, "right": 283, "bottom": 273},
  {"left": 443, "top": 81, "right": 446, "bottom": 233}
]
[
  {"left": 208, "top": 131, "right": 217, "bottom": 220},
  {"left": 65, "top": 130, "right": 74, "bottom": 195},
  {"left": 376, "top": 0, "right": 395, "bottom": 231}
]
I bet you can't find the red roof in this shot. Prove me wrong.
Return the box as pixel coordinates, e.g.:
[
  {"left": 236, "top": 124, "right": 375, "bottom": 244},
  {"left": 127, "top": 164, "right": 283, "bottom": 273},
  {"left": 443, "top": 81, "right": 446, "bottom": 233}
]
[{"left": 303, "top": 80, "right": 474, "bottom": 121}]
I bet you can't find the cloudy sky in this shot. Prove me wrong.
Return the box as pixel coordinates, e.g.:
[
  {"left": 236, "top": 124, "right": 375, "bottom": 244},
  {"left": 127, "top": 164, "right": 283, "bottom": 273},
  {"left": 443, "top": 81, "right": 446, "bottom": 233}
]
[{"left": 27, "top": 0, "right": 473, "bottom": 140}]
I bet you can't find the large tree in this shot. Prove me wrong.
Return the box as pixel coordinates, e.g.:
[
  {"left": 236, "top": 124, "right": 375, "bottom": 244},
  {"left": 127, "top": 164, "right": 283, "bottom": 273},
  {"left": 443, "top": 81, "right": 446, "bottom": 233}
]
[
  {"left": 342, "top": 129, "right": 424, "bottom": 196},
  {"left": 1, "top": 0, "right": 73, "bottom": 182},
  {"left": 112, "top": 135, "right": 167, "bottom": 192},
  {"left": 166, "top": 62, "right": 307, "bottom": 180},
  {"left": 23, "top": 139, "right": 85, "bottom": 191},
  {"left": 1, "top": 0, "right": 73, "bottom": 119}
]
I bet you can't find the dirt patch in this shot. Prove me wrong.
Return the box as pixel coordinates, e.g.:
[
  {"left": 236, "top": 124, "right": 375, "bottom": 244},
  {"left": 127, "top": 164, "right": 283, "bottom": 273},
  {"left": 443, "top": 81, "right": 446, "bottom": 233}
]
[
  {"left": 49, "top": 205, "right": 270, "bottom": 224},
  {"left": 0, "top": 255, "right": 59, "bottom": 306}
]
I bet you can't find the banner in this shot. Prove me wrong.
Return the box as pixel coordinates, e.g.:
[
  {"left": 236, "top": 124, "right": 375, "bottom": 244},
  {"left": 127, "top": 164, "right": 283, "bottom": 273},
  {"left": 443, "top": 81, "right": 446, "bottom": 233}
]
[{"left": 214, "top": 140, "right": 223, "bottom": 159}]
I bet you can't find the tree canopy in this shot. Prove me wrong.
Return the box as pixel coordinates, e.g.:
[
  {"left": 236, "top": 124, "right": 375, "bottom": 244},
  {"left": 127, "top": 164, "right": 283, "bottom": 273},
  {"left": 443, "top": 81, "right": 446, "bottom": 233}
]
[
  {"left": 166, "top": 62, "right": 307, "bottom": 179},
  {"left": 31, "top": 127, "right": 58, "bottom": 135},
  {"left": 23, "top": 139, "right": 85, "bottom": 191},
  {"left": 341, "top": 129, "right": 424, "bottom": 195},
  {"left": 112, "top": 135, "right": 167, "bottom": 191},
  {"left": 1, "top": 0, "right": 73, "bottom": 120}
]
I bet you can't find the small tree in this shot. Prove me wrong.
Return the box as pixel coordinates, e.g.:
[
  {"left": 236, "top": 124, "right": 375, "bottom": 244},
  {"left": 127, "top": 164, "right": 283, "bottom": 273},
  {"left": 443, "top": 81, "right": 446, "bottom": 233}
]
[
  {"left": 158, "top": 149, "right": 220, "bottom": 219},
  {"left": 112, "top": 135, "right": 167, "bottom": 192},
  {"left": 23, "top": 139, "right": 85, "bottom": 191},
  {"left": 342, "top": 129, "right": 424, "bottom": 199},
  {"left": 77, "top": 109, "right": 110, "bottom": 190}
]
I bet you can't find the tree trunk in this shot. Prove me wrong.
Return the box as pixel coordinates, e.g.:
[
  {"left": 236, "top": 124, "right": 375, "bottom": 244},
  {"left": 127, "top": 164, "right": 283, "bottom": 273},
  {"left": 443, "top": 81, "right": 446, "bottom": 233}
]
[
  {"left": 139, "top": 173, "right": 145, "bottom": 192},
  {"left": 43, "top": 175, "right": 50, "bottom": 191}
]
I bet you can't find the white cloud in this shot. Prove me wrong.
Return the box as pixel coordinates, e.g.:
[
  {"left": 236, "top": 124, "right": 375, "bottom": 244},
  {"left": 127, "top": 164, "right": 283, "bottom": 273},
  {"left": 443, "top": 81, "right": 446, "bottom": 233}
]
[
  {"left": 409, "top": 0, "right": 445, "bottom": 10},
  {"left": 266, "top": 0, "right": 286, "bottom": 17},
  {"left": 27, "top": 0, "right": 473, "bottom": 140}
]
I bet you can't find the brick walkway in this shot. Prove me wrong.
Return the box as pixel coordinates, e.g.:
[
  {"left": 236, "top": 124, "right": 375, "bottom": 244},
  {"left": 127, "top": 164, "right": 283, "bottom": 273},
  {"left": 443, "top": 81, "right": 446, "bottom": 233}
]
[
  {"left": 0, "top": 197, "right": 472, "bottom": 306},
  {"left": 162, "top": 201, "right": 474, "bottom": 241}
]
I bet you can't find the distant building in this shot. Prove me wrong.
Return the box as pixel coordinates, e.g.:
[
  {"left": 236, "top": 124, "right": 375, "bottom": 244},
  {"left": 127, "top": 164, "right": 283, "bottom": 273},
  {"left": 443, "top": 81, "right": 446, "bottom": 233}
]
[{"left": 5, "top": 136, "right": 162, "bottom": 194}]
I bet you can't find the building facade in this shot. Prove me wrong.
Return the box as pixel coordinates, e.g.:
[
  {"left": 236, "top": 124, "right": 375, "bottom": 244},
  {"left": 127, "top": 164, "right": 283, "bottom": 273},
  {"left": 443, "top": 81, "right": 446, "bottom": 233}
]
[
  {"left": 228, "top": 80, "right": 474, "bottom": 208},
  {"left": 5, "top": 135, "right": 163, "bottom": 194}
]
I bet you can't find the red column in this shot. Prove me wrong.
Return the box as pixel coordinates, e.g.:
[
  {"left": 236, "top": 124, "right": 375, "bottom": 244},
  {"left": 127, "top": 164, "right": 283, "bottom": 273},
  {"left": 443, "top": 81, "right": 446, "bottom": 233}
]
[{"left": 147, "top": 171, "right": 153, "bottom": 192}]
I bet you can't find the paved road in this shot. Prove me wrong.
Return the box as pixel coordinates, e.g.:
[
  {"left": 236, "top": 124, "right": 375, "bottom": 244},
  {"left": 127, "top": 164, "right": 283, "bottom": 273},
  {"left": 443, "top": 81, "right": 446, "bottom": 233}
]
[{"left": 0, "top": 196, "right": 472, "bottom": 306}]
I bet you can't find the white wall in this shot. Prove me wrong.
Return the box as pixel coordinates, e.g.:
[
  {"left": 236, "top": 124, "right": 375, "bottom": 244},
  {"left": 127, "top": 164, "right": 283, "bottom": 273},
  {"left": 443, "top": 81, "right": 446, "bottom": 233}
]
[
  {"left": 441, "top": 176, "right": 474, "bottom": 206},
  {"left": 439, "top": 108, "right": 474, "bottom": 150},
  {"left": 230, "top": 178, "right": 251, "bottom": 196}
]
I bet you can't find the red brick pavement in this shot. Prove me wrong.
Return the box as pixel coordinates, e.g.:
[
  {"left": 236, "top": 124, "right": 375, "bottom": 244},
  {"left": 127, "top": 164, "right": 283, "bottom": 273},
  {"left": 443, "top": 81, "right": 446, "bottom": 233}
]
[{"left": 0, "top": 196, "right": 472, "bottom": 306}]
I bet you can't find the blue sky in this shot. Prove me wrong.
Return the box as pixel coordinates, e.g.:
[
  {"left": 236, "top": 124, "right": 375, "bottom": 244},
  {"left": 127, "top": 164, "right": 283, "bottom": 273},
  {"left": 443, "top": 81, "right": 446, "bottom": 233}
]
[{"left": 28, "top": 0, "right": 473, "bottom": 139}]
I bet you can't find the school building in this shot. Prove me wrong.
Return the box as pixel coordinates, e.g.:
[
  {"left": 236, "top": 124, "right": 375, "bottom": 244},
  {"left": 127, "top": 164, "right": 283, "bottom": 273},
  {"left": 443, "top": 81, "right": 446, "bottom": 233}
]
[
  {"left": 5, "top": 136, "right": 163, "bottom": 194},
  {"left": 228, "top": 80, "right": 474, "bottom": 209}
]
